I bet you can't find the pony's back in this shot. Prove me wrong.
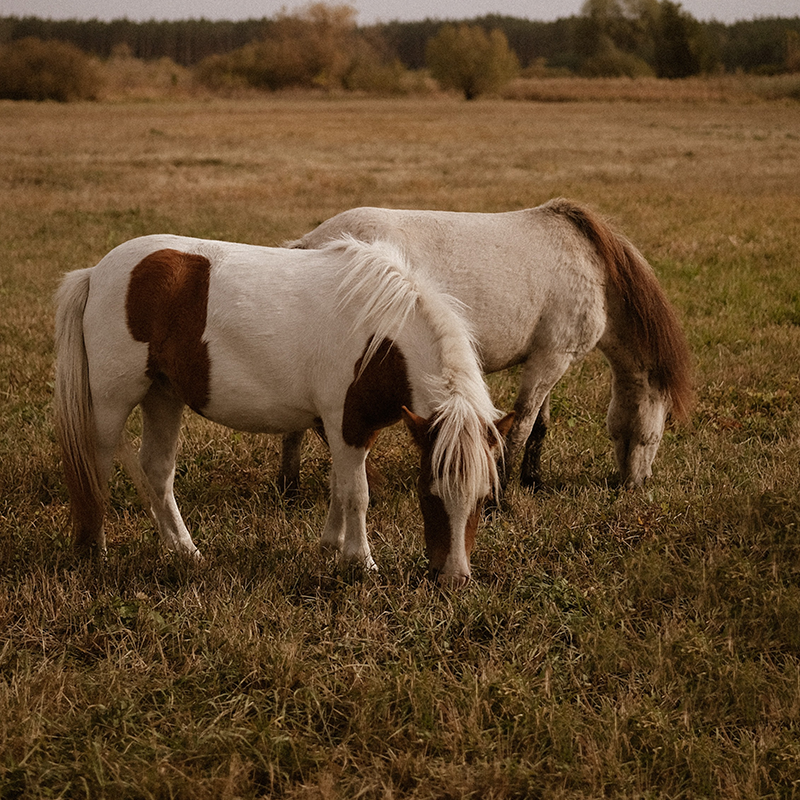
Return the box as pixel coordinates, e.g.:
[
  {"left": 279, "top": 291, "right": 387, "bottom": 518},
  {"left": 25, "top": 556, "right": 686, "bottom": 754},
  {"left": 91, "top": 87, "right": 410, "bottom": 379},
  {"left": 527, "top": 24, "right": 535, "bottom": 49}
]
[{"left": 290, "top": 206, "right": 608, "bottom": 374}]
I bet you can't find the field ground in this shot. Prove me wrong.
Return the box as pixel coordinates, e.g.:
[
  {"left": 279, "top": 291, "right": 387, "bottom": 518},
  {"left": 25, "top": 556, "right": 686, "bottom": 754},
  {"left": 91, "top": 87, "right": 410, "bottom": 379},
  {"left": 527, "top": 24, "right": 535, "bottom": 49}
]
[{"left": 1, "top": 96, "right": 799, "bottom": 798}]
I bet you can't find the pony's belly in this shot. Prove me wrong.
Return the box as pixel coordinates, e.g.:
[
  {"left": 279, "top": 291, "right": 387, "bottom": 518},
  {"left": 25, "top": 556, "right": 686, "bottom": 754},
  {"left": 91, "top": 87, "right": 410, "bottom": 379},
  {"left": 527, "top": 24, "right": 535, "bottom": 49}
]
[
  {"left": 201, "top": 336, "right": 322, "bottom": 433},
  {"left": 480, "top": 345, "right": 529, "bottom": 374},
  {"left": 471, "top": 325, "right": 535, "bottom": 373},
  {"left": 201, "top": 397, "right": 318, "bottom": 435}
]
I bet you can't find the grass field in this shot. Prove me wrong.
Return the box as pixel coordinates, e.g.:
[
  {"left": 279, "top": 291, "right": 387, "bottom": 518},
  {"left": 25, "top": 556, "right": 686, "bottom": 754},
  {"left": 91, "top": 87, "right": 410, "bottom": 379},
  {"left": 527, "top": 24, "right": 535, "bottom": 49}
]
[{"left": 1, "top": 94, "right": 799, "bottom": 798}]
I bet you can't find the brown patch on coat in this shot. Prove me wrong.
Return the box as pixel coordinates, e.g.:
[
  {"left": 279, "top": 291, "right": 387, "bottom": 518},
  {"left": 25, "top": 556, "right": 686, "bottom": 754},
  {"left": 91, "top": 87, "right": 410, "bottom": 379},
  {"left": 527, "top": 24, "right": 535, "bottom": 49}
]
[
  {"left": 403, "top": 407, "right": 453, "bottom": 573},
  {"left": 341, "top": 337, "right": 412, "bottom": 449},
  {"left": 126, "top": 248, "right": 211, "bottom": 413}
]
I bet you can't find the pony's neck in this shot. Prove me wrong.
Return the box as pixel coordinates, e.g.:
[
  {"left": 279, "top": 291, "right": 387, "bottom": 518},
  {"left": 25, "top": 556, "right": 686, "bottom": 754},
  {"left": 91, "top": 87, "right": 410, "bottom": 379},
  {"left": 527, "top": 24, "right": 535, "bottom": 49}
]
[
  {"left": 400, "top": 278, "right": 500, "bottom": 508},
  {"left": 410, "top": 291, "right": 489, "bottom": 418}
]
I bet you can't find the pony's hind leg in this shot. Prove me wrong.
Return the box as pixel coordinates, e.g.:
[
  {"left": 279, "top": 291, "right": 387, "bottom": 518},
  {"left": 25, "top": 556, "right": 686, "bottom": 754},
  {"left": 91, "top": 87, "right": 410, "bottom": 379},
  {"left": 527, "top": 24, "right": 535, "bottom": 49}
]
[
  {"left": 78, "top": 399, "right": 139, "bottom": 553},
  {"left": 139, "top": 382, "right": 199, "bottom": 557},
  {"left": 279, "top": 430, "right": 304, "bottom": 497},
  {"left": 519, "top": 392, "right": 551, "bottom": 490},
  {"left": 319, "top": 468, "right": 345, "bottom": 555}
]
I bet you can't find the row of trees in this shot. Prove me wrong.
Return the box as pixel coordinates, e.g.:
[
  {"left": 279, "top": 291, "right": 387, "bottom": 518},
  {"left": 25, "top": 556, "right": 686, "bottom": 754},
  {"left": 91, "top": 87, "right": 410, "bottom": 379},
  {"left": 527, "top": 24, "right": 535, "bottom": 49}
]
[
  {"left": 2, "top": 1, "right": 798, "bottom": 74},
  {"left": 0, "top": 2, "right": 798, "bottom": 101}
]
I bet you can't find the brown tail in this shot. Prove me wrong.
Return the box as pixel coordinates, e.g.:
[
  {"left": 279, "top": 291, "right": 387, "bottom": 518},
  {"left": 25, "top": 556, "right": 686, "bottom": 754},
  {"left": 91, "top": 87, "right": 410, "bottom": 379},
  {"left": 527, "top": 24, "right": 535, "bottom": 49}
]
[{"left": 545, "top": 198, "right": 693, "bottom": 421}]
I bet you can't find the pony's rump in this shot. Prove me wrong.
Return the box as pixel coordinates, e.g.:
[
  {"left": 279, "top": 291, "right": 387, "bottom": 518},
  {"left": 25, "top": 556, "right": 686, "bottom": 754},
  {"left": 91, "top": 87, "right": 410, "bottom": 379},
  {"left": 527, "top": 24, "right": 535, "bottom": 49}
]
[{"left": 543, "top": 198, "right": 693, "bottom": 421}]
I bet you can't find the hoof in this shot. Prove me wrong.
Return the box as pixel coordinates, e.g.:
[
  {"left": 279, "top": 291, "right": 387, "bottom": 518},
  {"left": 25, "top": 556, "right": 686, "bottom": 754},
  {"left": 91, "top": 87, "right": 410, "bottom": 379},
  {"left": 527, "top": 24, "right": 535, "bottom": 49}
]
[
  {"left": 519, "top": 471, "right": 544, "bottom": 492},
  {"left": 74, "top": 541, "right": 108, "bottom": 563},
  {"left": 340, "top": 550, "right": 378, "bottom": 572},
  {"left": 346, "top": 554, "right": 378, "bottom": 572},
  {"left": 429, "top": 569, "right": 470, "bottom": 588},
  {"left": 168, "top": 546, "right": 202, "bottom": 563},
  {"left": 620, "top": 473, "right": 647, "bottom": 490},
  {"left": 279, "top": 480, "right": 301, "bottom": 502}
]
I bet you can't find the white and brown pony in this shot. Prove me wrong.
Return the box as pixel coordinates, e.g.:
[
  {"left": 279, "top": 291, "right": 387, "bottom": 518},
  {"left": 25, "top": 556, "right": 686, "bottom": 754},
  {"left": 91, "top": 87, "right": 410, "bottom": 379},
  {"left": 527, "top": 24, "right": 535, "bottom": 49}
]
[
  {"left": 54, "top": 234, "right": 513, "bottom": 584},
  {"left": 285, "top": 198, "right": 692, "bottom": 493}
]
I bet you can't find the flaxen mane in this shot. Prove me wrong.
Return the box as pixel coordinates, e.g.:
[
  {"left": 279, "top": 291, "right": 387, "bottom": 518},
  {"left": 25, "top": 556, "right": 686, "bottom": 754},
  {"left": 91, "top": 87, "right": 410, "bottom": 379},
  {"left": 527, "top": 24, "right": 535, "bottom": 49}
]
[{"left": 326, "top": 236, "right": 502, "bottom": 503}]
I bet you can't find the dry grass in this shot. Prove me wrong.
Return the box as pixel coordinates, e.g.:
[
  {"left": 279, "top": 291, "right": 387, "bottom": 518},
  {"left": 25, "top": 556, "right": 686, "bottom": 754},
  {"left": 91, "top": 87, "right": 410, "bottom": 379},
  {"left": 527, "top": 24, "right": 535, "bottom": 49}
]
[
  {"left": 92, "top": 55, "right": 800, "bottom": 104},
  {"left": 1, "top": 96, "right": 799, "bottom": 798},
  {"left": 503, "top": 73, "right": 800, "bottom": 103}
]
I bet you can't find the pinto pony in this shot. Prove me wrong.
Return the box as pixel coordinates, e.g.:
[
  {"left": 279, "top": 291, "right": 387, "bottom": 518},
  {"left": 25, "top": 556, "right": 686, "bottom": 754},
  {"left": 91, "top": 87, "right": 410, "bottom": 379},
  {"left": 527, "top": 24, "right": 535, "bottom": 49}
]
[
  {"left": 286, "top": 198, "right": 692, "bottom": 492},
  {"left": 54, "top": 234, "right": 513, "bottom": 584}
]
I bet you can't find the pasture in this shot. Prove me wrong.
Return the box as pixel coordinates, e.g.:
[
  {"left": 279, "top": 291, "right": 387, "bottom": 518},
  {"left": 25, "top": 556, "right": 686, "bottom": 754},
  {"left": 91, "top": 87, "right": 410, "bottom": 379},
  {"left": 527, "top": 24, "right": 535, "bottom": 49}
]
[{"left": 1, "top": 95, "right": 799, "bottom": 798}]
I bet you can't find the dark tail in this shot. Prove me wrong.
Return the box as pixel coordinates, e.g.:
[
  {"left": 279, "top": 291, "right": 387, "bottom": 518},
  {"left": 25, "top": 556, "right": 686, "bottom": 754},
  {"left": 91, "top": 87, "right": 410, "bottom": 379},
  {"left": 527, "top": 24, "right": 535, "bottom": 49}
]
[{"left": 545, "top": 198, "right": 693, "bottom": 421}]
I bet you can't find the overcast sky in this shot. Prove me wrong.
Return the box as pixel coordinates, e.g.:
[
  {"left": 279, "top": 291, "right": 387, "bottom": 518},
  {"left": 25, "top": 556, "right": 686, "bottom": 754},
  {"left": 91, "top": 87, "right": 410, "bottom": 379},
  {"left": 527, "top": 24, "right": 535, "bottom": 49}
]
[{"left": 0, "top": 0, "right": 797, "bottom": 25}]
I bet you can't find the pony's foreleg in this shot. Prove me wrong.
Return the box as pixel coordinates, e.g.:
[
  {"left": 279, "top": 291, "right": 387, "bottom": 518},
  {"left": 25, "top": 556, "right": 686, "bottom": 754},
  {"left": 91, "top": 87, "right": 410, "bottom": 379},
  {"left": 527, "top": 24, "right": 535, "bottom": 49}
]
[
  {"left": 279, "top": 430, "right": 304, "bottom": 497},
  {"left": 321, "top": 439, "right": 375, "bottom": 570},
  {"left": 519, "top": 392, "right": 551, "bottom": 490},
  {"left": 139, "top": 383, "right": 199, "bottom": 557}
]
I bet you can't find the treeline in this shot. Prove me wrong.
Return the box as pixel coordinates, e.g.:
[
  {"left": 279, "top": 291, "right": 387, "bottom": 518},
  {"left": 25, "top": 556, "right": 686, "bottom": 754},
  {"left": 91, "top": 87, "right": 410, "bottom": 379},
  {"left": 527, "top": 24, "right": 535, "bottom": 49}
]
[
  {"left": 1, "top": 3, "right": 798, "bottom": 76},
  {"left": 1, "top": 2, "right": 799, "bottom": 102},
  {"left": 0, "top": 16, "right": 268, "bottom": 66}
]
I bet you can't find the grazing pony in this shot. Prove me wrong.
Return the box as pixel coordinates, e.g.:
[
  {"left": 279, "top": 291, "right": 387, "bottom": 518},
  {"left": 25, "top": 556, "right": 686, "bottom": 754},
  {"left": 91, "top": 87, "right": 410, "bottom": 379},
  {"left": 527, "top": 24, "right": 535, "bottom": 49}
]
[
  {"left": 54, "top": 234, "right": 513, "bottom": 584},
  {"left": 285, "top": 198, "right": 692, "bottom": 492}
]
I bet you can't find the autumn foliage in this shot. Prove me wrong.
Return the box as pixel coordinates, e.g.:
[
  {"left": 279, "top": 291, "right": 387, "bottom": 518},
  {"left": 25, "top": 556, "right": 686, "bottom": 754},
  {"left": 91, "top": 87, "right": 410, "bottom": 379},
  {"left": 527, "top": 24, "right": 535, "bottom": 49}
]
[
  {"left": 0, "top": 36, "right": 101, "bottom": 101},
  {"left": 195, "top": 4, "right": 410, "bottom": 94},
  {"left": 426, "top": 24, "right": 519, "bottom": 99}
]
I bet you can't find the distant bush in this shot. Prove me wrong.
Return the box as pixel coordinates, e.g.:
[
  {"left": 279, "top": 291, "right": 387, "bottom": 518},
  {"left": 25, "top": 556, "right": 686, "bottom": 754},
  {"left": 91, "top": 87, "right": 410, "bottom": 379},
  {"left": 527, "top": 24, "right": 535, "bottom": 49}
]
[
  {"left": 343, "top": 56, "right": 427, "bottom": 95},
  {"left": 426, "top": 24, "right": 519, "bottom": 99},
  {"left": 0, "top": 37, "right": 101, "bottom": 101},
  {"left": 194, "top": 2, "right": 418, "bottom": 94},
  {"left": 99, "top": 42, "right": 195, "bottom": 101}
]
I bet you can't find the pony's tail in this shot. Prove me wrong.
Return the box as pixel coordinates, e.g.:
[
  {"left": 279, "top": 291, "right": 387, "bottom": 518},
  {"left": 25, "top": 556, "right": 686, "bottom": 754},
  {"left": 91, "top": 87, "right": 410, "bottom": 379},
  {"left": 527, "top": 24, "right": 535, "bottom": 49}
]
[
  {"left": 545, "top": 198, "right": 693, "bottom": 422},
  {"left": 54, "top": 267, "right": 106, "bottom": 550}
]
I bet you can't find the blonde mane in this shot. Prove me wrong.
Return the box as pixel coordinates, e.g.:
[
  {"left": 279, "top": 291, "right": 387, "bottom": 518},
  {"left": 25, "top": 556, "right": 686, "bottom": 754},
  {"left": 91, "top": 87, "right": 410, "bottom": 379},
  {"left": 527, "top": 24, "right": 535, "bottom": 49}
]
[{"left": 326, "top": 236, "right": 502, "bottom": 503}]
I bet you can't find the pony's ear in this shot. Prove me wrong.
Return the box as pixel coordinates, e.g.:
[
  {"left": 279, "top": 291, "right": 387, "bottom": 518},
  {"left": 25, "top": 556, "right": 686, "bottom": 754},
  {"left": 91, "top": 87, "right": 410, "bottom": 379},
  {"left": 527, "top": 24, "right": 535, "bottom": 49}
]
[
  {"left": 492, "top": 412, "right": 515, "bottom": 442},
  {"left": 401, "top": 406, "right": 430, "bottom": 450}
]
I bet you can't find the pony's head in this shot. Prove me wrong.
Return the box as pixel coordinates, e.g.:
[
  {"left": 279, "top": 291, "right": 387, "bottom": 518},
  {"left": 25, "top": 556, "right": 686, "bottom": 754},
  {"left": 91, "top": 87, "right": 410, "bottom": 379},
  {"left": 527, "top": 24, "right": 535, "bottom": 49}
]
[
  {"left": 402, "top": 406, "right": 514, "bottom": 586},
  {"left": 607, "top": 381, "right": 672, "bottom": 488}
]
